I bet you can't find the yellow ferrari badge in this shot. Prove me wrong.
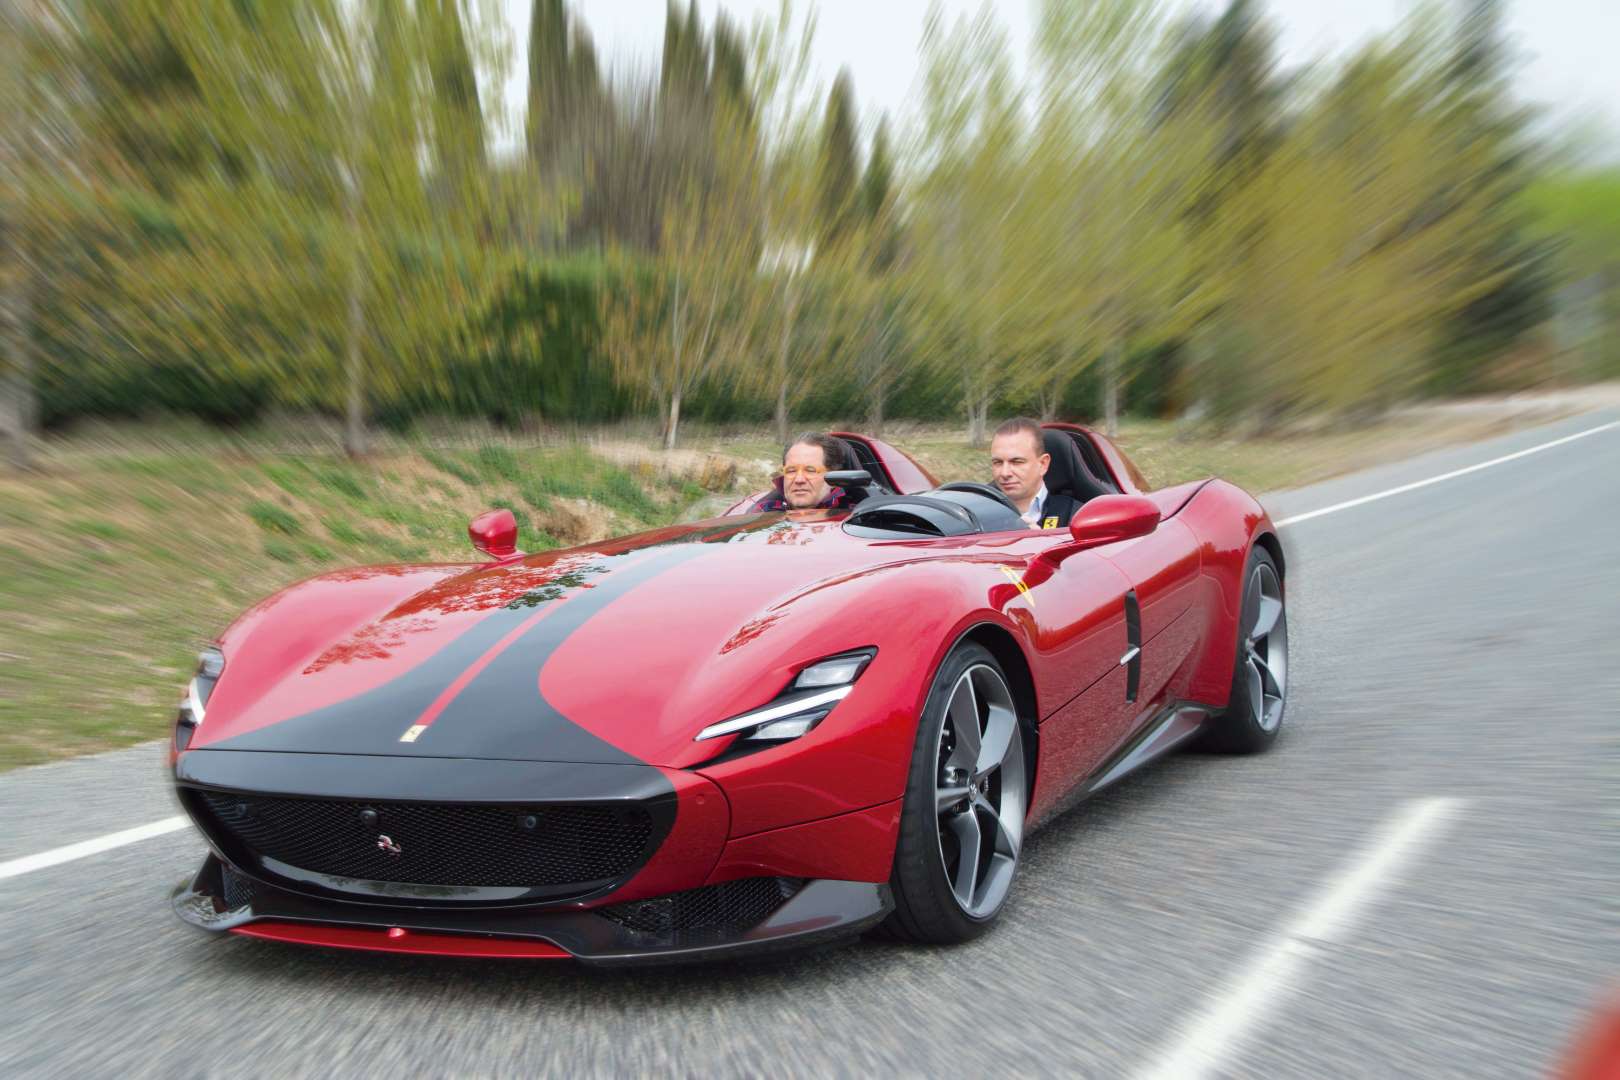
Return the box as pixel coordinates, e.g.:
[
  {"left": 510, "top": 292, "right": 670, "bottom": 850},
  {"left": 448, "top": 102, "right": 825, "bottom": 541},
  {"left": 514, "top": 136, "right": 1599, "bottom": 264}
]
[
  {"left": 998, "top": 565, "right": 1036, "bottom": 607},
  {"left": 1042, "top": 516, "right": 1059, "bottom": 529}
]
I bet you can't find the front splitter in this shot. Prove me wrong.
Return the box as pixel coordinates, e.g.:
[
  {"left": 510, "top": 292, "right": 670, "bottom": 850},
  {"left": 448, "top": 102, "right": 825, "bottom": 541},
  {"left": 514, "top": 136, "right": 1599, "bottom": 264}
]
[{"left": 173, "top": 854, "right": 892, "bottom": 967}]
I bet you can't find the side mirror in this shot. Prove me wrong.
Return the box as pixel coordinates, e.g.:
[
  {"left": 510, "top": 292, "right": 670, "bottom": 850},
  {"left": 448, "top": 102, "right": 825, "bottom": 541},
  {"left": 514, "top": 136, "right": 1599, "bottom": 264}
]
[
  {"left": 1038, "top": 494, "right": 1161, "bottom": 567},
  {"left": 468, "top": 508, "right": 521, "bottom": 561}
]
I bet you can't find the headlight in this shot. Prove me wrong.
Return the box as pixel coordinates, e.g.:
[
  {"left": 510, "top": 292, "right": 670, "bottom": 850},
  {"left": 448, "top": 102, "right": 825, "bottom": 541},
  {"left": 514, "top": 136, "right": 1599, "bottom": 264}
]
[
  {"left": 695, "top": 649, "right": 875, "bottom": 743},
  {"left": 179, "top": 647, "right": 225, "bottom": 730}
]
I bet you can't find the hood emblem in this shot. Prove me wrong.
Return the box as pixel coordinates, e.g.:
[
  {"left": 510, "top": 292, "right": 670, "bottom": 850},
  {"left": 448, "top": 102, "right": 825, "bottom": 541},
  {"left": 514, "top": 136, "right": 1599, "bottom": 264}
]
[{"left": 376, "top": 834, "right": 402, "bottom": 855}]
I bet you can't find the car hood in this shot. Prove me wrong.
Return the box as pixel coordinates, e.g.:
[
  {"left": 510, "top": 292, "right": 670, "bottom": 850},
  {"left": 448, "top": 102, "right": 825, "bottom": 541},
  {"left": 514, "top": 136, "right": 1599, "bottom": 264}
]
[{"left": 191, "top": 513, "right": 945, "bottom": 768}]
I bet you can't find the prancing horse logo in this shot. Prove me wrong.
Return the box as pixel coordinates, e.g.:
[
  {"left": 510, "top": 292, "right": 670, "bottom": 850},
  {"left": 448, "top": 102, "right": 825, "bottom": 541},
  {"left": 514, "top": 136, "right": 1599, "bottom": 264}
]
[{"left": 376, "top": 834, "right": 402, "bottom": 855}]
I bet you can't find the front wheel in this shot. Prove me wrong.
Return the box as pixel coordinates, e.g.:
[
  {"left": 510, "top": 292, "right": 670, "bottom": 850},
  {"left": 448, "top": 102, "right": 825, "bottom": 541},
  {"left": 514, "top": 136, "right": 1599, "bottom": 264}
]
[
  {"left": 884, "top": 642, "right": 1028, "bottom": 944},
  {"left": 1201, "top": 546, "right": 1288, "bottom": 753}
]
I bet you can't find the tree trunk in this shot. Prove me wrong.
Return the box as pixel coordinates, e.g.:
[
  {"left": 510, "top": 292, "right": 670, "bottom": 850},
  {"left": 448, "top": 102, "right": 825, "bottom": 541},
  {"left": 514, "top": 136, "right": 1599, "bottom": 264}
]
[
  {"left": 1103, "top": 339, "right": 1121, "bottom": 438},
  {"left": 343, "top": 239, "right": 367, "bottom": 457},
  {"left": 774, "top": 281, "right": 799, "bottom": 444},
  {"left": 966, "top": 392, "right": 989, "bottom": 446},
  {"left": 341, "top": 131, "right": 367, "bottom": 457},
  {"left": 0, "top": 277, "right": 33, "bottom": 472},
  {"left": 1038, "top": 386, "right": 1057, "bottom": 423},
  {"left": 1, "top": 1, "right": 35, "bottom": 472},
  {"left": 869, "top": 374, "right": 885, "bottom": 437},
  {"left": 664, "top": 387, "right": 682, "bottom": 451},
  {"left": 0, "top": 225, "right": 33, "bottom": 471}
]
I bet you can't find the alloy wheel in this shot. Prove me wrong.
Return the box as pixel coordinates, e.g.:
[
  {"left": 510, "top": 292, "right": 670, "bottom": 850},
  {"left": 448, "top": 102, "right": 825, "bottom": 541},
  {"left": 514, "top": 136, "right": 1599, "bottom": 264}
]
[
  {"left": 933, "top": 664, "right": 1026, "bottom": 919},
  {"left": 1245, "top": 562, "right": 1288, "bottom": 732}
]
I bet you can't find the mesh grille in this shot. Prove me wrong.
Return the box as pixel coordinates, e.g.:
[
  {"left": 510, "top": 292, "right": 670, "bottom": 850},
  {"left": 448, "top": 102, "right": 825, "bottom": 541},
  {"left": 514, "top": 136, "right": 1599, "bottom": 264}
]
[
  {"left": 195, "top": 792, "right": 656, "bottom": 890},
  {"left": 596, "top": 877, "right": 802, "bottom": 940},
  {"left": 220, "top": 865, "right": 255, "bottom": 909}
]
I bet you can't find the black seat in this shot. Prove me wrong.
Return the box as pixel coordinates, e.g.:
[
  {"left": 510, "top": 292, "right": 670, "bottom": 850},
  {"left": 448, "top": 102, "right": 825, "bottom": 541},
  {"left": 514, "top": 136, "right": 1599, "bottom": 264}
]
[
  {"left": 1042, "top": 429, "right": 1113, "bottom": 507},
  {"left": 829, "top": 436, "right": 859, "bottom": 474}
]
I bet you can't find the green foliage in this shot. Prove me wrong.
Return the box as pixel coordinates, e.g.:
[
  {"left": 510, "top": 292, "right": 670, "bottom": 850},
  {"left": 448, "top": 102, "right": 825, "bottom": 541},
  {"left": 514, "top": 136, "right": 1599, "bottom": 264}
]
[
  {"left": 322, "top": 515, "right": 368, "bottom": 546},
  {"left": 73, "top": 519, "right": 129, "bottom": 543},
  {"left": 263, "top": 538, "right": 300, "bottom": 563},
  {"left": 306, "top": 464, "right": 369, "bottom": 503},
  {"left": 246, "top": 501, "right": 301, "bottom": 536},
  {"left": 421, "top": 449, "right": 482, "bottom": 486},
  {"left": 523, "top": 448, "right": 660, "bottom": 522},
  {"left": 261, "top": 462, "right": 309, "bottom": 498},
  {"left": 4, "top": 0, "right": 1602, "bottom": 456},
  {"left": 475, "top": 446, "right": 524, "bottom": 484}
]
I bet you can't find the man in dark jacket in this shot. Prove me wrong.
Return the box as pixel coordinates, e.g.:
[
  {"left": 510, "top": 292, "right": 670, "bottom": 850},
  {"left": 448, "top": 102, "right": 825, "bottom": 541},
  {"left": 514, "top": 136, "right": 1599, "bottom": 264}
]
[
  {"left": 752, "top": 432, "right": 858, "bottom": 512},
  {"left": 990, "top": 416, "right": 1077, "bottom": 528}
]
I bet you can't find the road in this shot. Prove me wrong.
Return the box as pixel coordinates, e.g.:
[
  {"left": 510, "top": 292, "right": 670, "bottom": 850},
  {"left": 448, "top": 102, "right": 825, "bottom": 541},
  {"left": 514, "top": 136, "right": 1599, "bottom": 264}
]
[{"left": 3, "top": 410, "right": 1617, "bottom": 1078}]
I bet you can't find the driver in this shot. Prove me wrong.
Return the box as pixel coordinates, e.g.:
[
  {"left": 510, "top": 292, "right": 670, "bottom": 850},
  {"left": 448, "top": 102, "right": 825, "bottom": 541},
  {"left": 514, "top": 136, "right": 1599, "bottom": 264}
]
[
  {"left": 990, "top": 417, "right": 1075, "bottom": 528},
  {"left": 752, "top": 432, "right": 859, "bottom": 513}
]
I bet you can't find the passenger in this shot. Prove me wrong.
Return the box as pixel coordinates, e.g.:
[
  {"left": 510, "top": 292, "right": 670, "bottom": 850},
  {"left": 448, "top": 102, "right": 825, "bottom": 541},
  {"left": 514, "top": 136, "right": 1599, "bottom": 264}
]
[
  {"left": 989, "top": 416, "right": 1075, "bottom": 529},
  {"left": 753, "top": 432, "right": 858, "bottom": 513}
]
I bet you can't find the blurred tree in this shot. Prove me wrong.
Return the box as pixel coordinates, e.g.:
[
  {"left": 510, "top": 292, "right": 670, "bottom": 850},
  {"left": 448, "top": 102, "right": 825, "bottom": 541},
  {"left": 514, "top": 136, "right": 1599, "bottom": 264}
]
[
  {"left": 1235, "top": 18, "right": 1503, "bottom": 419},
  {"left": 817, "top": 69, "right": 860, "bottom": 252},
  {"left": 1015, "top": 0, "right": 1206, "bottom": 436},
  {"left": 527, "top": 0, "right": 602, "bottom": 196},
  {"left": 1426, "top": 0, "right": 1550, "bottom": 395},
  {"left": 909, "top": 3, "right": 1029, "bottom": 445},
  {"left": 597, "top": 176, "right": 756, "bottom": 450},
  {"left": 423, "top": 0, "right": 488, "bottom": 217},
  {"left": 1526, "top": 168, "right": 1620, "bottom": 379},
  {"left": 730, "top": 0, "right": 828, "bottom": 443},
  {"left": 849, "top": 116, "right": 907, "bottom": 434},
  {"left": 1154, "top": 0, "right": 1284, "bottom": 424},
  {"left": 527, "top": 0, "right": 568, "bottom": 166}
]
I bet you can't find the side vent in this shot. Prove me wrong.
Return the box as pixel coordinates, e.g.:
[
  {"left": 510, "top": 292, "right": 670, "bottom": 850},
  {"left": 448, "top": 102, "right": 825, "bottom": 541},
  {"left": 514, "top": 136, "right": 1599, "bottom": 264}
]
[{"left": 1123, "top": 590, "right": 1142, "bottom": 703}]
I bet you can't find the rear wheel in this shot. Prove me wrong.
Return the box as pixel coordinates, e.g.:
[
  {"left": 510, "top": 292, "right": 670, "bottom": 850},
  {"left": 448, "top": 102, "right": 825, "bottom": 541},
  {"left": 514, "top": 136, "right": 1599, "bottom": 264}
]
[
  {"left": 1201, "top": 546, "right": 1287, "bottom": 753},
  {"left": 884, "top": 642, "right": 1028, "bottom": 944}
]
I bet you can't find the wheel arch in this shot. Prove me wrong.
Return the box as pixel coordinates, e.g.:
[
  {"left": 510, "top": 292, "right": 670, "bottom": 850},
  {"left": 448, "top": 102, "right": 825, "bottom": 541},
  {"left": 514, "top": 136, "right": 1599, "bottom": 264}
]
[
  {"left": 957, "top": 622, "right": 1040, "bottom": 811},
  {"left": 1252, "top": 530, "right": 1285, "bottom": 582}
]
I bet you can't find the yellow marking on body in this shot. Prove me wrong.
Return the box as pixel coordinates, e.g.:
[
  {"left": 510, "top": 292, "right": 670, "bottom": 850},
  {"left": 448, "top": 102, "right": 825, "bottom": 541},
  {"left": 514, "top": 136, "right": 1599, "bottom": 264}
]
[
  {"left": 399, "top": 724, "right": 428, "bottom": 743},
  {"left": 998, "top": 565, "right": 1036, "bottom": 608}
]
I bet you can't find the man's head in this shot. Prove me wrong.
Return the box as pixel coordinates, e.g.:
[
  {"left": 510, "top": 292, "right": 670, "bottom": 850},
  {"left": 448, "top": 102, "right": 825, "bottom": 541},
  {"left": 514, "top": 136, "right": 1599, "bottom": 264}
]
[
  {"left": 779, "top": 432, "right": 848, "bottom": 509},
  {"left": 990, "top": 417, "right": 1050, "bottom": 513}
]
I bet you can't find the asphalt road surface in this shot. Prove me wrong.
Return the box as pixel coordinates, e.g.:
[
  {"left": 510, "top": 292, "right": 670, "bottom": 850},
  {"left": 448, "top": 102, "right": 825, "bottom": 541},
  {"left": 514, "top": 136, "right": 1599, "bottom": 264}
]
[{"left": 3, "top": 411, "right": 1617, "bottom": 1079}]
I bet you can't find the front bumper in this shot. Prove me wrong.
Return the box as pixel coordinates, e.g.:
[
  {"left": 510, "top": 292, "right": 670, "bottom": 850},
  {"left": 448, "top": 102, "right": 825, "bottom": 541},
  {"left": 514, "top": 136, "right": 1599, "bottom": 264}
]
[{"left": 173, "top": 853, "right": 892, "bottom": 966}]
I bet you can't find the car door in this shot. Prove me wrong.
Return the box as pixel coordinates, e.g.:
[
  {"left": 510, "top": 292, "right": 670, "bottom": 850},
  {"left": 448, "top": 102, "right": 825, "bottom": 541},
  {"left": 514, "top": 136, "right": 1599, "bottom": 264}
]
[
  {"left": 980, "top": 533, "right": 1138, "bottom": 817},
  {"left": 1095, "top": 517, "right": 1204, "bottom": 734}
]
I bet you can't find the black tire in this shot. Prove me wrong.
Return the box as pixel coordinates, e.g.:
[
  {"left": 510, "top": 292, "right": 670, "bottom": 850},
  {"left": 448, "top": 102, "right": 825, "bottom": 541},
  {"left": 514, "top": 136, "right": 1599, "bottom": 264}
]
[
  {"left": 1200, "top": 546, "right": 1287, "bottom": 754},
  {"left": 883, "top": 641, "right": 1028, "bottom": 944}
]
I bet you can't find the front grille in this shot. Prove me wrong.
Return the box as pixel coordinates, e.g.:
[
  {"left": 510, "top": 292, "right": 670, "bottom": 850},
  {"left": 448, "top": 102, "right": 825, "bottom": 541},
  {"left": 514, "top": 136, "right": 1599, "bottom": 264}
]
[
  {"left": 194, "top": 792, "right": 656, "bottom": 891},
  {"left": 596, "top": 877, "right": 803, "bottom": 941}
]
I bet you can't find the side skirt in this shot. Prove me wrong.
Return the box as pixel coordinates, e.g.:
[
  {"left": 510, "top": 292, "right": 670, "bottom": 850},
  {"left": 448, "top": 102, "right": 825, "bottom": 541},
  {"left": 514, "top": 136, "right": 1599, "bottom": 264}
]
[{"left": 1033, "top": 701, "right": 1215, "bottom": 827}]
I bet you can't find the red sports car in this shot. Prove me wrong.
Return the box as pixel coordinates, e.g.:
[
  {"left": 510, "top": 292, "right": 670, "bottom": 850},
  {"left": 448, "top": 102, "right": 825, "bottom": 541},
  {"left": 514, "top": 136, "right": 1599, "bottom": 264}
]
[{"left": 171, "top": 425, "right": 1287, "bottom": 964}]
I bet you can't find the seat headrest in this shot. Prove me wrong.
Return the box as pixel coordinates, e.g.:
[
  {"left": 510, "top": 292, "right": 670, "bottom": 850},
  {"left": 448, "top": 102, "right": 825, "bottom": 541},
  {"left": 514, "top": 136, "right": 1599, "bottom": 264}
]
[
  {"left": 1041, "top": 428, "right": 1111, "bottom": 505},
  {"left": 1042, "top": 429, "right": 1083, "bottom": 495}
]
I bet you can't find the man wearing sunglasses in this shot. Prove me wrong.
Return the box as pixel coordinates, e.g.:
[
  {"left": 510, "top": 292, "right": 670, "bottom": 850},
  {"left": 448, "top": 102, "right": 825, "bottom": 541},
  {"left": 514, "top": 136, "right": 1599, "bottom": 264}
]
[{"left": 752, "top": 432, "right": 859, "bottom": 512}]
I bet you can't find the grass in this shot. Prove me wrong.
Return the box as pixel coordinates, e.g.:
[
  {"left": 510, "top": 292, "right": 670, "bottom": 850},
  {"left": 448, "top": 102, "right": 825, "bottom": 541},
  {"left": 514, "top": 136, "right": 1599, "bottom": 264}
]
[
  {"left": 0, "top": 401, "right": 1577, "bottom": 771},
  {"left": 246, "top": 500, "right": 302, "bottom": 536},
  {"left": 0, "top": 437, "right": 732, "bottom": 770}
]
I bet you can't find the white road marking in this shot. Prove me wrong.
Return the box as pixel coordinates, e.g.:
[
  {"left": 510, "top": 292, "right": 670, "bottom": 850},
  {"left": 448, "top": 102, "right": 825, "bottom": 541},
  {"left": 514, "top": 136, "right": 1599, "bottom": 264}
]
[
  {"left": 1135, "top": 797, "right": 1464, "bottom": 1080},
  {"left": 0, "top": 815, "right": 190, "bottom": 881},
  {"left": 1273, "top": 420, "right": 1618, "bottom": 527}
]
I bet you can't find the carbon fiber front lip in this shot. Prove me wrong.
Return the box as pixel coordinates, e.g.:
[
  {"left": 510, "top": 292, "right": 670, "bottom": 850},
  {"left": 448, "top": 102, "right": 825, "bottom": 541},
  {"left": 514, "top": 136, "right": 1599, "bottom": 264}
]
[{"left": 171, "top": 854, "right": 892, "bottom": 967}]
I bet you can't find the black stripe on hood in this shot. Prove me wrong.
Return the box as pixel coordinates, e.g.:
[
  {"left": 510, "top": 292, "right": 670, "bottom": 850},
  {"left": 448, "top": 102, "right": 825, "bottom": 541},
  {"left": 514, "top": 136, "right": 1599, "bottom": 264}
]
[{"left": 207, "top": 544, "right": 712, "bottom": 763}]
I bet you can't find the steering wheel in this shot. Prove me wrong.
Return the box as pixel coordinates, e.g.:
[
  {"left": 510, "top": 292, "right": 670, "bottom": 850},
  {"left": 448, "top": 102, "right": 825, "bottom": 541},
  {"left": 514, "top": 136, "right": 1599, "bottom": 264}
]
[{"left": 934, "top": 481, "right": 1021, "bottom": 517}]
